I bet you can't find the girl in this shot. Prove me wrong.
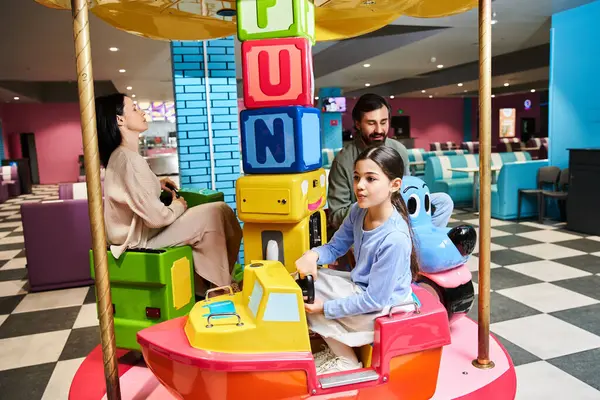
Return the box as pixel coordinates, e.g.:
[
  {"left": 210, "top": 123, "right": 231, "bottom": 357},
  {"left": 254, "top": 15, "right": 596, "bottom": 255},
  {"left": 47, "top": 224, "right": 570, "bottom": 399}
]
[{"left": 295, "top": 145, "right": 419, "bottom": 375}]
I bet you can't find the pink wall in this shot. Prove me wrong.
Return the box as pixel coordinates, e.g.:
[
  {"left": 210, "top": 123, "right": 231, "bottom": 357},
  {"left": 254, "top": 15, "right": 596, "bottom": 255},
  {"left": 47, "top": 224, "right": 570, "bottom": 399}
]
[
  {"left": 470, "top": 92, "right": 542, "bottom": 145},
  {"left": 1, "top": 103, "right": 83, "bottom": 184},
  {"left": 342, "top": 97, "right": 464, "bottom": 149}
]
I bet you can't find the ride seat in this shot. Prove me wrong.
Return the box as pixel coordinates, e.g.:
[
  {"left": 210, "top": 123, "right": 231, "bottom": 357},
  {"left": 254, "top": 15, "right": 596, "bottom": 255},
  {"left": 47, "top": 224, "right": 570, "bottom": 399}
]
[{"left": 89, "top": 246, "right": 195, "bottom": 350}]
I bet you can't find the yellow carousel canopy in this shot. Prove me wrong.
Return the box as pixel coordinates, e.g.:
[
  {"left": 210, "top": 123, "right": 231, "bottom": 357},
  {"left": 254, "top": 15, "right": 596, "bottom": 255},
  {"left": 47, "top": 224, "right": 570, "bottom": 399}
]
[{"left": 34, "top": 0, "right": 476, "bottom": 41}]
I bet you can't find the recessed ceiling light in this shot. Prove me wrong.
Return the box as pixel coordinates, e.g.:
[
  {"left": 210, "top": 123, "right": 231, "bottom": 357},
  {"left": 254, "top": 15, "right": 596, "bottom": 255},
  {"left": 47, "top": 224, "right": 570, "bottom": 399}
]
[
  {"left": 126, "top": 86, "right": 132, "bottom": 90},
  {"left": 133, "top": 100, "right": 138, "bottom": 104},
  {"left": 363, "top": 63, "right": 371, "bottom": 68},
  {"left": 421, "top": 90, "right": 426, "bottom": 93},
  {"left": 119, "top": 69, "right": 126, "bottom": 73},
  {"left": 492, "top": 94, "right": 496, "bottom": 98},
  {"left": 390, "top": 95, "right": 395, "bottom": 99},
  {"left": 429, "top": 95, "right": 433, "bottom": 98},
  {"left": 491, "top": 20, "right": 498, "bottom": 25},
  {"left": 132, "top": 94, "right": 136, "bottom": 98},
  {"left": 109, "top": 47, "right": 119, "bottom": 52},
  {"left": 365, "top": 83, "right": 371, "bottom": 87},
  {"left": 458, "top": 83, "right": 463, "bottom": 87},
  {"left": 504, "top": 82, "right": 510, "bottom": 87},
  {"left": 531, "top": 89, "right": 536, "bottom": 93},
  {"left": 464, "top": 90, "right": 468, "bottom": 93},
  {"left": 13, "top": 96, "right": 19, "bottom": 100},
  {"left": 314, "top": 96, "right": 319, "bottom": 100},
  {"left": 437, "top": 64, "right": 444, "bottom": 69}
]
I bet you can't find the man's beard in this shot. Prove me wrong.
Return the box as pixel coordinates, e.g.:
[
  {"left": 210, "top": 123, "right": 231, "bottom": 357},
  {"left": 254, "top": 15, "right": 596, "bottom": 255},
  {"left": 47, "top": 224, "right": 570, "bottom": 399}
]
[{"left": 363, "top": 132, "right": 386, "bottom": 146}]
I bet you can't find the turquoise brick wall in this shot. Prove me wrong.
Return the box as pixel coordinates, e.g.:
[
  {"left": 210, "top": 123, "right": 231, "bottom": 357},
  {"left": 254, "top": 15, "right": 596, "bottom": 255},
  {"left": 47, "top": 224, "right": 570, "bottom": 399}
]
[{"left": 171, "top": 36, "right": 244, "bottom": 262}]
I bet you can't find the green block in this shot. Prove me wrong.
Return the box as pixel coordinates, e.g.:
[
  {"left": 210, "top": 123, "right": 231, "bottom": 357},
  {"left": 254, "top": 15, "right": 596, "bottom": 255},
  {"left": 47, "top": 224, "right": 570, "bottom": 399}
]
[
  {"left": 178, "top": 188, "right": 224, "bottom": 208},
  {"left": 89, "top": 246, "right": 195, "bottom": 350},
  {"left": 237, "top": 0, "right": 315, "bottom": 43}
]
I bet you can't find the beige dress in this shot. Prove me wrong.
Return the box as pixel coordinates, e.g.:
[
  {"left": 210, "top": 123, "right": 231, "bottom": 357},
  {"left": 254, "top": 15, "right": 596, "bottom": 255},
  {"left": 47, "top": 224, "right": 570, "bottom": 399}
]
[{"left": 104, "top": 146, "right": 242, "bottom": 288}]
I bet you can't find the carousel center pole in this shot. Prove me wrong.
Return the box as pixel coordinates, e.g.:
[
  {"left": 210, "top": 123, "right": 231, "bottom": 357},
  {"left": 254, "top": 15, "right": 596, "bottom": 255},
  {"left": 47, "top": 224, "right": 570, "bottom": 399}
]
[
  {"left": 70, "top": 0, "right": 122, "bottom": 397},
  {"left": 473, "top": 0, "right": 495, "bottom": 370}
]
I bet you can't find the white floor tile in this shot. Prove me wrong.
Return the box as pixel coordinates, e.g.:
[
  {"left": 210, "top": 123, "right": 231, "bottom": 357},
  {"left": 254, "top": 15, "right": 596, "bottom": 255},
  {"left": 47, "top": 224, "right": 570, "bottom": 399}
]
[
  {"left": 491, "top": 228, "right": 512, "bottom": 238},
  {"left": 0, "top": 314, "right": 8, "bottom": 327},
  {"left": 12, "top": 225, "right": 23, "bottom": 233},
  {"left": 513, "top": 243, "right": 585, "bottom": 260},
  {"left": 0, "top": 250, "right": 21, "bottom": 260},
  {"left": 0, "top": 231, "right": 11, "bottom": 239},
  {"left": 0, "top": 280, "right": 27, "bottom": 297},
  {"left": 506, "top": 260, "right": 592, "bottom": 282},
  {"left": 0, "top": 257, "right": 26, "bottom": 270},
  {"left": 466, "top": 255, "right": 502, "bottom": 272},
  {"left": 497, "top": 282, "right": 598, "bottom": 313},
  {"left": 492, "top": 314, "right": 600, "bottom": 360},
  {"left": 517, "top": 230, "right": 582, "bottom": 243},
  {"left": 73, "top": 303, "right": 99, "bottom": 329},
  {"left": 0, "top": 330, "right": 70, "bottom": 371},
  {"left": 587, "top": 236, "right": 600, "bottom": 242},
  {"left": 0, "top": 211, "right": 18, "bottom": 217},
  {"left": 0, "top": 221, "right": 21, "bottom": 229},
  {"left": 0, "top": 235, "right": 24, "bottom": 245},
  {"left": 515, "top": 361, "right": 600, "bottom": 400},
  {"left": 42, "top": 358, "right": 86, "bottom": 400},
  {"left": 13, "top": 287, "right": 89, "bottom": 313}
]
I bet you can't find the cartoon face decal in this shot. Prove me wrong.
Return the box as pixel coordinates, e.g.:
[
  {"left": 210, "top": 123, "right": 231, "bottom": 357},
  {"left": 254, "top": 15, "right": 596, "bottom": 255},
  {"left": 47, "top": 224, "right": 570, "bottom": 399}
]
[
  {"left": 301, "top": 171, "right": 326, "bottom": 212},
  {"left": 401, "top": 176, "right": 432, "bottom": 228}
]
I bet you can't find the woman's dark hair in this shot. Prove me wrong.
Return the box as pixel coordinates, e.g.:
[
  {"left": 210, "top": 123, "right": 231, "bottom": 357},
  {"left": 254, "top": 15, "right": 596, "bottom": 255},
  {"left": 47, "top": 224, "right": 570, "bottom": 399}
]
[
  {"left": 355, "top": 146, "right": 420, "bottom": 280},
  {"left": 351, "top": 93, "right": 391, "bottom": 124},
  {"left": 95, "top": 93, "right": 125, "bottom": 167}
]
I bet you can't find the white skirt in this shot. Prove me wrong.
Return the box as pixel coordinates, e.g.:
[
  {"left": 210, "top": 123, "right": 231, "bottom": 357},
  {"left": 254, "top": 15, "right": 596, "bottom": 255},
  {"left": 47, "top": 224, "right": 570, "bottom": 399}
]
[{"left": 307, "top": 268, "right": 414, "bottom": 347}]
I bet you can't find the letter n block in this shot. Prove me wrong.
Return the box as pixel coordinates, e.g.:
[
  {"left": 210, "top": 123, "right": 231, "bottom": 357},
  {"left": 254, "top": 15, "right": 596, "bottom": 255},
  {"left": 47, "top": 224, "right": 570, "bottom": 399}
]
[
  {"left": 242, "top": 38, "right": 313, "bottom": 108},
  {"left": 237, "top": 0, "right": 315, "bottom": 43},
  {"left": 240, "top": 106, "right": 321, "bottom": 174}
]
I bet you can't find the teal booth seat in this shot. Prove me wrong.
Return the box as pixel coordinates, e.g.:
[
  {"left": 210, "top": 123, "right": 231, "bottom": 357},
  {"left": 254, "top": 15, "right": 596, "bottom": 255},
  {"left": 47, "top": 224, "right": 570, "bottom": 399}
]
[
  {"left": 407, "top": 148, "right": 467, "bottom": 176},
  {"left": 477, "top": 160, "right": 549, "bottom": 220},
  {"left": 322, "top": 148, "right": 342, "bottom": 169},
  {"left": 424, "top": 151, "right": 532, "bottom": 205}
]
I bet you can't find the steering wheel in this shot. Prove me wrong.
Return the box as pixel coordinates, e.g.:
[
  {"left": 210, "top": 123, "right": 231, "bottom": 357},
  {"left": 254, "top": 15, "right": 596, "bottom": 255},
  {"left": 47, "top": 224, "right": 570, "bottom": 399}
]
[
  {"left": 296, "top": 275, "right": 315, "bottom": 304},
  {"left": 160, "top": 182, "right": 180, "bottom": 206}
]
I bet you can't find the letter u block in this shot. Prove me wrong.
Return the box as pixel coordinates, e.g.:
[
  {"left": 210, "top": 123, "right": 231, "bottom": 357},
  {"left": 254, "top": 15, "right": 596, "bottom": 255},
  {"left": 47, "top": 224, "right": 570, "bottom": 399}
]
[
  {"left": 242, "top": 38, "right": 313, "bottom": 108},
  {"left": 240, "top": 106, "right": 322, "bottom": 174},
  {"left": 237, "top": 0, "right": 315, "bottom": 43}
]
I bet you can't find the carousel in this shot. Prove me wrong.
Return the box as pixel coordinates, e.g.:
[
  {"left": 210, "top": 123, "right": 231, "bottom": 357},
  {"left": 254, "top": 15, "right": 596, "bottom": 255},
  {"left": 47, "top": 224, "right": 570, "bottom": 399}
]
[{"left": 32, "top": 0, "right": 516, "bottom": 399}]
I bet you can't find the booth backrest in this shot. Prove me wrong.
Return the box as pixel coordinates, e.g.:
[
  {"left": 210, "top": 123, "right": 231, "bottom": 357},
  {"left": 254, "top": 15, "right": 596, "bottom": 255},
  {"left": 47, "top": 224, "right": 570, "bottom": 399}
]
[
  {"left": 461, "top": 141, "right": 480, "bottom": 154},
  {"left": 425, "top": 151, "right": 532, "bottom": 186},
  {"left": 430, "top": 141, "right": 457, "bottom": 151},
  {"left": 322, "top": 148, "right": 342, "bottom": 169},
  {"left": 496, "top": 159, "right": 550, "bottom": 194},
  {"left": 59, "top": 181, "right": 104, "bottom": 200},
  {"left": 1, "top": 165, "right": 18, "bottom": 182}
]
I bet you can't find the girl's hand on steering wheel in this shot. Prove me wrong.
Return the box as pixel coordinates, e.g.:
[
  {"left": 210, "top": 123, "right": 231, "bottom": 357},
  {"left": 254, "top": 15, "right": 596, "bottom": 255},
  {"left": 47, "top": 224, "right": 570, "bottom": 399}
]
[
  {"left": 173, "top": 191, "right": 188, "bottom": 210},
  {"left": 160, "top": 177, "right": 178, "bottom": 192},
  {"left": 304, "top": 298, "right": 324, "bottom": 314},
  {"left": 295, "top": 250, "right": 319, "bottom": 281}
]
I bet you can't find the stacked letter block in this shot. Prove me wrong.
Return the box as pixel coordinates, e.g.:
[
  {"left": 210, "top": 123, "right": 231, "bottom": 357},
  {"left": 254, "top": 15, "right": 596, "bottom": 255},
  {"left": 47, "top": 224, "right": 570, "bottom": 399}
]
[{"left": 235, "top": 0, "right": 327, "bottom": 273}]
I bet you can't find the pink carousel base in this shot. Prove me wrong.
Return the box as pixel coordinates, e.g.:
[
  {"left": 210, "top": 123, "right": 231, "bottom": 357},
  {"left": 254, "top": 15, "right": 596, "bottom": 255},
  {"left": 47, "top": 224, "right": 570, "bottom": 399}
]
[{"left": 70, "top": 318, "right": 516, "bottom": 400}]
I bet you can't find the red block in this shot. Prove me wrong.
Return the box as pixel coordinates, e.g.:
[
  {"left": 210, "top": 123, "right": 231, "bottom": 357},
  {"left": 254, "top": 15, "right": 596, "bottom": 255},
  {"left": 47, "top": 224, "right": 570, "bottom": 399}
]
[{"left": 242, "top": 37, "right": 313, "bottom": 109}]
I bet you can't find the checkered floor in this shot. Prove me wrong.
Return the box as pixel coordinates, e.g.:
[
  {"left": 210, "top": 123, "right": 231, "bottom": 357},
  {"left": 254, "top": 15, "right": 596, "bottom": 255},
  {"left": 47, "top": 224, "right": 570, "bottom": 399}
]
[{"left": 1, "top": 186, "right": 600, "bottom": 399}]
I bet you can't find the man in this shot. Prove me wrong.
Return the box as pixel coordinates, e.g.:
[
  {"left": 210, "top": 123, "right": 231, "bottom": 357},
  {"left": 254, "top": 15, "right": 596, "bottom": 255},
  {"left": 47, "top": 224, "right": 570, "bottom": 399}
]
[{"left": 327, "top": 93, "right": 454, "bottom": 232}]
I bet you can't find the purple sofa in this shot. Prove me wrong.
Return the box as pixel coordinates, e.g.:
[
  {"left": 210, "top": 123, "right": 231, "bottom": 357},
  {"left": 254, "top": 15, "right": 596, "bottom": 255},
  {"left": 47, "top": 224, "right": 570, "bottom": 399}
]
[
  {"left": 21, "top": 199, "right": 94, "bottom": 292},
  {"left": 1, "top": 165, "right": 20, "bottom": 198}
]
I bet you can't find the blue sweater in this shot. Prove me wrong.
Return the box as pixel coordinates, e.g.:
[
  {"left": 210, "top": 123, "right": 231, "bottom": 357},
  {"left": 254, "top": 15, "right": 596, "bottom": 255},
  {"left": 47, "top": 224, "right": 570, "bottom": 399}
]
[{"left": 313, "top": 203, "right": 413, "bottom": 320}]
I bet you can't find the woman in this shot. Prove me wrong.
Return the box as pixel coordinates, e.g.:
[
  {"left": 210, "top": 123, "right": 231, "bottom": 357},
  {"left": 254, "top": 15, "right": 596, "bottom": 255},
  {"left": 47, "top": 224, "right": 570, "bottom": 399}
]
[{"left": 95, "top": 93, "right": 243, "bottom": 294}]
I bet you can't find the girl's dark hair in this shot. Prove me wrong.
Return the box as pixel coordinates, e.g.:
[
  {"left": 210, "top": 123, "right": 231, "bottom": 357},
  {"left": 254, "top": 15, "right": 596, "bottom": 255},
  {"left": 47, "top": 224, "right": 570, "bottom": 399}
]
[
  {"left": 355, "top": 146, "right": 420, "bottom": 280},
  {"left": 351, "top": 93, "right": 391, "bottom": 124},
  {"left": 95, "top": 93, "right": 125, "bottom": 167}
]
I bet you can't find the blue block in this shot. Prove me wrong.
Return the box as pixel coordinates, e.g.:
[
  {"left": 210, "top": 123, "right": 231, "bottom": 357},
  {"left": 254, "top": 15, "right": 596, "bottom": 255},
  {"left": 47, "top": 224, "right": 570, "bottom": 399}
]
[
  {"left": 176, "top": 93, "right": 205, "bottom": 101},
  {"left": 173, "top": 62, "right": 201, "bottom": 70},
  {"left": 213, "top": 114, "right": 238, "bottom": 122},
  {"left": 183, "top": 55, "right": 204, "bottom": 62},
  {"left": 210, "top": 70, "right": 236, "bottom": 78},
  {"left": 184, "top": 70, "right": 205, "bottom": 78},
  {"left": 216, "top": 159, "right": 240, "bottom": 167},
  {"left": 213, "top": 129, "right": 239, "bottom": 137},
  {"left": 180, "top": 153, "right": 207, "bottom": 162},
  {"left": 184, "top": 85, "right": 205, "bottom": 93},
  {"left": 172, "top": 55, "right": 183, "bottom": 62},
  {"left": 211, "top": 107, "right": 231, "bottom": 115},
  {"left": 172, "top": 47, "right": 200, "bottom": 55},
  {"left": 240, "top": 106, "right": 322, "bottom": 174},
  {"left": 209, "top": 54, "right": 236, "bottom": 62}
]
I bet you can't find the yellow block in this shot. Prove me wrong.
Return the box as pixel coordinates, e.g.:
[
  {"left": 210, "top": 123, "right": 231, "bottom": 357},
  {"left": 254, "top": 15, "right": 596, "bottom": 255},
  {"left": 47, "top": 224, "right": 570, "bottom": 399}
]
[
  {"left": 185, "top": 260, "right": 310, "bottom": 354},
  {"left": 237, "top": 169, "right": 326, "bottom": 224},
  {"left": 171, "top": 257, "right": 192, "bottom": 310},
  {"left": 243, "top": 210, "right": 327, "bottom": 274}
]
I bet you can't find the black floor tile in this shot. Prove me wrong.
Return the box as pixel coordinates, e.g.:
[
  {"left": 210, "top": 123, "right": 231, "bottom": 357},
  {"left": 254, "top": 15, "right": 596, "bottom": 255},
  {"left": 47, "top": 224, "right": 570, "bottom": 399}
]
[
  {"left": 492, "top": 333, "right": 542, "bottom": 367},
  {"left": 494, "top": 224, "right": 542, "bottom": 234},
  {"left": 0, "top": 362, "right": 56, "bottom": 400},
  {"left": 491, "top": 235, "right": 542, "bottom": 248},
  {"left": 0, "top": 306, "right": 80, "bottom": 339},
  {"left": 468, "top": 292, "right": 542, "bottom": 323},
  {"left": 490, "top": 249, "right": 543, "bottom": 266},
  {"left": 15, "top": 249, "right": 26, "bottom": 258},
  {"left": 0, "top": 268, "right": 27, "bottom": 282},
  {"left": 553, "top": 239, "right": 600, "bottom": 254},
  {"left": 59, "top": 326, "right": 101, "bottom": 361},
  {"left": 6, "top": 231, "right": 23, "bottom": 238},
  {"left": 83, "top": 286, "right": 96, "bottom": 304},
  {"left": 548, "top": 348, "right": 600, "bottom": 391},
  {"left": 0, "top": 294, "right": 25, "bottom": 315},
  {"left": 552, "top": 275, "right": 600, "bottom": 301},
  {"left": 551, "top": 303, "right": 600, "bottom": 337},
  {"left": 0, "top": 242, "right": 25, "bottom": 251},
  {"left": 452, "top": 212, "right": 479, "bottom": 221},
  {"left": 554, "top": 254, "right": 600, "bottom": 274}
]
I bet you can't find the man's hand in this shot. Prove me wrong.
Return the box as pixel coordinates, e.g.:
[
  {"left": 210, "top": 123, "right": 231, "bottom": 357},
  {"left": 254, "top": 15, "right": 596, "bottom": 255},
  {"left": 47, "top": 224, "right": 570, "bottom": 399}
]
[
  {"left": 304, "top": 298, "right": 324, "bottom": 314},
  {"left": 160, "top": 177, "right": 178, "bottom": 192}
]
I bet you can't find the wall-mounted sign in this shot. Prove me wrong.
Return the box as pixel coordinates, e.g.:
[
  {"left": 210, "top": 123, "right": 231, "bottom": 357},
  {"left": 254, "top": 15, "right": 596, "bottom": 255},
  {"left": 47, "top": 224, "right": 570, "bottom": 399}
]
[
  {"left": 330, "top": 119, "right": 338, "bottom": 126},
  {"left": 499, "top": 108, "right": 516, "bottom": 138},
  {"left": 397, "top": 109, "right": 404, "bottom": 114},
  {"left": 524, "top": 99, "right": 532, "bottom": 110}
]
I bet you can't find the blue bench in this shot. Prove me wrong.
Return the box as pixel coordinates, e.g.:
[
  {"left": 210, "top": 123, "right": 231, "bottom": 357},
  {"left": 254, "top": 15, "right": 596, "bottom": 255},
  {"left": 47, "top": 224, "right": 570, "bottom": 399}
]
[
  {"left": 407, "top": 148, "right": 466, "bottom": 176},
  {"left": 424, "top": 152, "right": 532, "bottom": 205},
  {"left": 322, "top": 148, "right": 342, "bottom": 169},
  {"left": 477, "top": 159, "right": 549, "bottom": 220}
]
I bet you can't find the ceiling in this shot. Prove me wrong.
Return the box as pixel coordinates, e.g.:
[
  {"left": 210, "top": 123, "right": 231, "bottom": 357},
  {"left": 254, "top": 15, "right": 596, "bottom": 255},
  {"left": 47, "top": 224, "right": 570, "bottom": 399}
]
[{"left": 0, "top": 0, "right": 595, "bottom": 104}]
